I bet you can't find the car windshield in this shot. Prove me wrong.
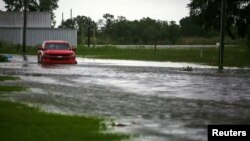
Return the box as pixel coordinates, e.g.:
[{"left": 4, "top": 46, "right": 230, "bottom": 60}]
[{"left": 45, "top": 43, "right": 70, "bottom": 50}]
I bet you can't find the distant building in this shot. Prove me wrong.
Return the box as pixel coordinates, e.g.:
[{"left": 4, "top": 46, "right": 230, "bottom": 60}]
[
  {"left": 0, "top": 12, "right": 51, "bottom": 28},
  {"left": 0, "top": 11, "right": 77, "bottom": 46}
]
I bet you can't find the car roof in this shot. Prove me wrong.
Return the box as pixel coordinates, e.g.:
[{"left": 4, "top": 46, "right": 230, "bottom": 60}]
[{"left": 43, "top": 40, "right": 69, "bottom": 44}]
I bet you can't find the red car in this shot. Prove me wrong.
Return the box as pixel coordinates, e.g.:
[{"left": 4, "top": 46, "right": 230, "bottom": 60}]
[{"left": 38, "top": 40, "right": 77, "bottom": 64}]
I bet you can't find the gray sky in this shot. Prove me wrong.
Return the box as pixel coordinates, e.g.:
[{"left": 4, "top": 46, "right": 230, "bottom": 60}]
[{"left": 0, "top": 0, "right": 190, "bottom": 26}]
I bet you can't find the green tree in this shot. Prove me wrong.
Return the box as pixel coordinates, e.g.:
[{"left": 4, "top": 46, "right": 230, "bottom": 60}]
[
  {"left": 111, "top": 16, "right": 130, "bottom": 44},
  {"left": 59, "top": 16, "right": 94, "bottom": 45},
  {"left": 247, "top": 28, "right": 250, "bottom": 52},
  {"left": 97, "top": 16, "right": 181, "bottom": 45},
  {"left": 180, "top": 16, "right": 218, "bottom": 37},
  {"left": 189, "top": 0, "right": 250, "bottom": 40},
  {"left": 103, "top": 13, "right": 114, "bottom": 33},
  {"left": 158, "top": 21, "right": 169, "bottom": 44},
  {"left": 75, "top": 16, "right": 93, "bottom": 45},
  {"left": 167, "top": 21, "right": 181, "bottom": 44},
  {"left": 139, "top": 18, "right": 161, "bottom": 44},
  {"left": 102, "top": 13, "right": 115, "bottom": 44},
  {"left": 3, "top": 0, "right": 59, "bottom": 12},
  {"left": 3, "top": 0, "right": 23, "bottom": 11},
  {"left": 58, "top": 19, "right": 76, "bottom": 29}
]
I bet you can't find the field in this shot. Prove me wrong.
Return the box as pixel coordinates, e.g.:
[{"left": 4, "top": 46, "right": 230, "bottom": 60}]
[
  {"left": 77, "top": 45, "right": 250, "bottom": 67},
  {"left": 1, "top": 42, "right": 249, "bottom": 67}
]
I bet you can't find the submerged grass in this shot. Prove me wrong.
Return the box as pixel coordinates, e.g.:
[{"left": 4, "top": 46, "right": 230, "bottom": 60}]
[
  {"left": 77, "top": 45, "right": 250, "bottom": 67},
  {"left": 0, "top": 86, "right": 25, "bottom": 92},
  {"left": 0, "top": 100, "right": 128, "bottom": 141},
  {"left": 0, "top": 76, "right": 24, "bottom": 93},
  {"left": 0, "top": 75, "right": 20, "bottom": 81},
  {"left": 0, "top": 77, "right": 128, "bottom": 141},
  {"left": 0, "top": 55, "right": 8, "bottom": 62}
]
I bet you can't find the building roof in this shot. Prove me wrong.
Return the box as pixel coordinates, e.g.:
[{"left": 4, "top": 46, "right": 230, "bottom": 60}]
[{"left": 43, "top": 40, "right": 70, "bottom": 44}]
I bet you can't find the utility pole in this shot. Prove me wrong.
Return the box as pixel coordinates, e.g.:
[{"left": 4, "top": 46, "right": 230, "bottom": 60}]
[
  {"left": 62, "top": 12, "right": 64, "bottom": 23},
  {"left": 70, "top": 9, "right": 72, "bottom": 19},
  {"left": 218, "top": 0, "right": 227, "bottom": 70},
  {"left": 87, "top": 26, "right": 90, "bottom": 47},
  {"left": 81, "top": 25, "right": 84, "bottom": 45},
  {"left": 93, "top": 22, "right": 96, "bottom": 47},
  {"left": 22, "top": 0, "right": 27, "bottom": 56}
]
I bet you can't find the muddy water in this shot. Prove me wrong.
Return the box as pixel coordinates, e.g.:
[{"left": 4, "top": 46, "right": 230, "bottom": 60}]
[{"left": 1, "top": 55, "right": 250, "bottom": 141}]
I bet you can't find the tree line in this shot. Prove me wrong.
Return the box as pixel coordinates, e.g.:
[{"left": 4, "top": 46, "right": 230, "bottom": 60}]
[
  {"left": 2, "top": 0, "right": 250, "bottom": 48},
  {"left": 59, "top": 14, "right": 218, "bottom": 45}
]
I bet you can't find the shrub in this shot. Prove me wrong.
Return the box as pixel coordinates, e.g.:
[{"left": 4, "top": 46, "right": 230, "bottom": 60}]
[
  {"left": 0, "top": 55, "right": 8, "bottom": 62},
  {"left": 247, "top": 28, "right": 250, "bottom": 53}
]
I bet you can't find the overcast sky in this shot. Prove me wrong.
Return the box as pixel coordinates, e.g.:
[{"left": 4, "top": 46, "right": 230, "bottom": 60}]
[{"left": 0, "top": 0, "right": 190, "bottom": 26}]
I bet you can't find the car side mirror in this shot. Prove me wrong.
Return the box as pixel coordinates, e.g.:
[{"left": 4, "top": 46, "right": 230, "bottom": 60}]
[
  {"left": 38, "top": 46, "right": 43, "bottom": 50},
  {"left": 72, "top": 47, "right": 77, "bottom": 52}
]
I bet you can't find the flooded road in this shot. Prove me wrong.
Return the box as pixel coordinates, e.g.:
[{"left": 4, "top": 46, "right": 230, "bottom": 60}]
[{"left": 1, "top": 55, "right": 250, "bottom": 141}]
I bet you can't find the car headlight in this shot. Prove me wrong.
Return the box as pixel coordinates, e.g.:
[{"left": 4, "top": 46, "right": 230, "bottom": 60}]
[
  {"left": 43, "top": 54, "right": 49, "bottom": 58},
  {"left": 69, "top": 53, "right": 75, "bottom": 58}
]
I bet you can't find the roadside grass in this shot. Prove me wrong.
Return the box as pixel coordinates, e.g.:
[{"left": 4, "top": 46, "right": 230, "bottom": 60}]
[
  {"left": 77, "top": 45, "right": 250, "bottom": 67},
  {"left": 0, "top": 77, "right": 128, "bottom": 141},
  {"left": 0, "top": 100, "right": 128, "bottom": 141},
  {"left": 0, "top": 76, "right": 24, "bottom": 93},
  {"left": 0, "top": 41, "right": 37, "bottom": 55},
  {"left": 0, "top": 86, "right": 26, "bottom": 92},
  {"left": 0, "top": 55, "right": 8, "bottom": 62},
  {"left": 0, "top": 75, "right": 20, "bottom": 81}
]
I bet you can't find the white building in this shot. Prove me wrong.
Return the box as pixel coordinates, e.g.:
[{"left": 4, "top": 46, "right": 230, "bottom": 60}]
[{"left": 0, "top": 11, "right": 77, "bottom": 46}]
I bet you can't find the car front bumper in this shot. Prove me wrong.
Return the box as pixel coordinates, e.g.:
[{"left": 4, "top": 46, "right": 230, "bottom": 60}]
[{"left": 42, "top": 58, "right": 77, "bottom": 64}]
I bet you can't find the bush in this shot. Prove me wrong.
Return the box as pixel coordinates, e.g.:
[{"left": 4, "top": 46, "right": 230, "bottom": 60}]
[
  {"left": 247, "top": 28, "right": 250, "bottom": 53},
  {"left": 0, "top": 55, "right": 8, "bottom": 62},
  {"left": 0, "top": 40, "right": 37, "bottom": 55}
]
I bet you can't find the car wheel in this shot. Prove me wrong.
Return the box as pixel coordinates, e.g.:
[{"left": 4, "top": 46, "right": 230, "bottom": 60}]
[
  {"left": 38, "top": 55, "right": 42, "bottom": 63},
  {"left": 37, "top": 55, "right": 40, "bottom": 63}
]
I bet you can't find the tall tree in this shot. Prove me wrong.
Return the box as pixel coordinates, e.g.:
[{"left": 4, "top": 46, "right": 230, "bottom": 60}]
[
  {"left": 103, "top": 13, "right": 114, "bottom": 32},
  {"left": 3, "top": 0, "right": 59, "bottom": 12},
  {"left": 102, "top": 13, "right": 115, "bottom": 44},
  {"left": 139, "top": 18, "right": 161, "bottom": 45},
  {"left": 189, "top": 0, "right": 250, "bottom": 39},
  {"left": 167, "top": 21, "right": 181, "bottom": 44},
  {"left": 59, "top": 16, "right": 94, "bottom": 45},
  {"left": 75, "top": 16, "right": 93, "bottom": 45},
  {"left": 180, "top": 16, "right": 218, "bottom": 37},
  {"left": 58, "top": 18, "right": 76, "bottom": 29}
]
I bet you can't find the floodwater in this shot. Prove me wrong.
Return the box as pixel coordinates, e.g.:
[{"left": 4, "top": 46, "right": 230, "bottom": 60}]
[{"left": 1, "top": 55, "right": 250, "bottom": 141}]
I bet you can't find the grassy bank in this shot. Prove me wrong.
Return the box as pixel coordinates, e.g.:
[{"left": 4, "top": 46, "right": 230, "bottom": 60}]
[
  {"left": 177, "top": 37, "right": 242, "bottom": 45},
  {"left": 0, "top": 41, "right": 37, "bottom": 55},
  {"left": 0, "top": 100, "right": 127, "bottom": 141},
  {"left": 0, "top": 76, "right": 128, "bottom": 141},
  {"left": 0, "top": 86, "right": 26, "bottom": 92},
  {"left": 0, "top": 76, "right": 25, "bottom": 93},
  {"left": 77, "top": 46, "right": 250, "bottom": 67},
  {"left": 0, "top": 75, "right": 20, "bottom": 81}
]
